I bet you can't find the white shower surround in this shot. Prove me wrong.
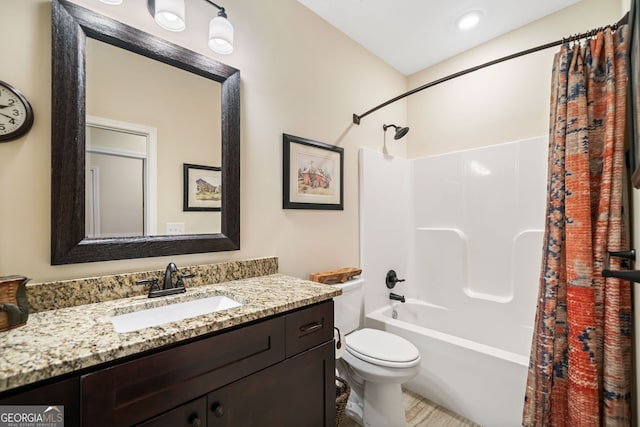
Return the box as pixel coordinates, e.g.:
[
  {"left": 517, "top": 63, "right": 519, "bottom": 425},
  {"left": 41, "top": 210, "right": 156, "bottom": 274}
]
[{"left": 359, "top": 137, "right": 547, "bottom": 426}]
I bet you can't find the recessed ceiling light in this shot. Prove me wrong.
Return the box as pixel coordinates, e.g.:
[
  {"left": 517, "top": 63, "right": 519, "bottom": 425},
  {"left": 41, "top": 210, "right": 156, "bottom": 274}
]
[{"left": 456, "top": 11, "right": 483, "bottom": 31}]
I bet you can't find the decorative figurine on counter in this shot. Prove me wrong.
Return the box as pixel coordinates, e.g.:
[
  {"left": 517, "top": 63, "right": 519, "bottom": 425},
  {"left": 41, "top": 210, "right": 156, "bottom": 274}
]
[{"left": 0, "top": 275, "right": 30, "bottom": 331}]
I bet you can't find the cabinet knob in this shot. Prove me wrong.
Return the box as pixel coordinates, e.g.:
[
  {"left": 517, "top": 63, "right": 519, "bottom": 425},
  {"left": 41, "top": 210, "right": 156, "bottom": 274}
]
[
  {"left": 188, "top": 414, "right": 202, "bottom": 427},
  {"left": 211, "top": 402, "right": 225, "bottom": 418}
]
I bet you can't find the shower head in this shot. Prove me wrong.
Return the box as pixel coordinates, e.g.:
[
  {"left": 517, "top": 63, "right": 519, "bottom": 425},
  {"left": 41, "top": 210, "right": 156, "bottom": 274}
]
[{"left": 383, "top": 124, "right": 410, "bottom": 140}]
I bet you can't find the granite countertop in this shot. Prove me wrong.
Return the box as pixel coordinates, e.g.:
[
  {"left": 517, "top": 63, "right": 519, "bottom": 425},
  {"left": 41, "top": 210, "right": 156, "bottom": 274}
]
[{"left": 0, "top": 274, "right": 340, "bottom": 393}]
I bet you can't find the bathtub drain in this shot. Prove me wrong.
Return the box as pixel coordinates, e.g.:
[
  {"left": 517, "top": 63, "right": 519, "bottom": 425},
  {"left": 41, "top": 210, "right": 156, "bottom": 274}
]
[{"left": 392, "top": 309, "right": 398, "bottom": 319}]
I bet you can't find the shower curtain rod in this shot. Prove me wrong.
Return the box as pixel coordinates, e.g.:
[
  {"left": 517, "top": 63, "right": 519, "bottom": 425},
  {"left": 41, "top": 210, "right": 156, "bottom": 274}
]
[{"left": 352, "top": 13, "right": 629, "bottom": 125}]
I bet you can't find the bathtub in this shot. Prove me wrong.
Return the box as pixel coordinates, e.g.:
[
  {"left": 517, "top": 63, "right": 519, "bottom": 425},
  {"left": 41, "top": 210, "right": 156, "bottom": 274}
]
[{"left": 366, "top": 299, "right": 531, "bottom": 427}]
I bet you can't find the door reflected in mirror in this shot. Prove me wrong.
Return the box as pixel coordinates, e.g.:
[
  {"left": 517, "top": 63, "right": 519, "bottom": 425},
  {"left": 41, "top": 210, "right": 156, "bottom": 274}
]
[
  {"left": 85, "top": 38, "right": 222, "bottom": 237},
  {"left": 86, "top": 122, "right": 148, "bottom": 238}
]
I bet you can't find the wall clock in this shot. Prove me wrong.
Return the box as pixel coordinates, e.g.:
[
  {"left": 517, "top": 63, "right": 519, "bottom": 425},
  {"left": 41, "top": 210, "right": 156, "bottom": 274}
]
[{"left": 0, "top": 80, "right": 34, "bottom": 142}]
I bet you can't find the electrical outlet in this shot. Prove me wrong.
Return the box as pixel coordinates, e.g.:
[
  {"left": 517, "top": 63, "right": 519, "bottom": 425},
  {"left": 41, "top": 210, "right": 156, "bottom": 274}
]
[{"left": 166, "top": 222, "right": 185, "bottom": 235}]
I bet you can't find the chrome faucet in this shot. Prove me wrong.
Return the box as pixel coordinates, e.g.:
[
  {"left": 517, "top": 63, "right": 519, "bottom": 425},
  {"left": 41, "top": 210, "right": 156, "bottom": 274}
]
[{"left": 389, "top": 292, "right": 405, "bottom": 303}]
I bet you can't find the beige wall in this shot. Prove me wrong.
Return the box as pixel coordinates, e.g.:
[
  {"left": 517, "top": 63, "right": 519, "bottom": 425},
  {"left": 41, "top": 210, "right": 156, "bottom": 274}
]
[
  {"left": 0, "top": 0, "right": 627, "bottom": 283},
  {"left": 407, "top": 0, "right": 625, "bottom": 158},
  {"left": 0, "top": 0, "right": 407, "bottom": 282}
]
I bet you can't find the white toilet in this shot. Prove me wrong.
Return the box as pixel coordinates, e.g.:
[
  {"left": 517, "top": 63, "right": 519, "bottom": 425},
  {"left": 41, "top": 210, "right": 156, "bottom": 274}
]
[{"left": 334, "top": 278, "right": 420, "bottom": 427}]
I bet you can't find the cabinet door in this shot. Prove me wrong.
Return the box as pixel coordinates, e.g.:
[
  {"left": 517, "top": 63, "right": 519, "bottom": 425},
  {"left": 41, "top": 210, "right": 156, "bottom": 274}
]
[
  {"left": 207, "top": 341, "right": 335, "bottom": 427},
  {"left": 0, "top": 377, "right": 80, "bottom": 427},
  {"left": 136, "top": 397, "right": 206, "bottom": 427}
]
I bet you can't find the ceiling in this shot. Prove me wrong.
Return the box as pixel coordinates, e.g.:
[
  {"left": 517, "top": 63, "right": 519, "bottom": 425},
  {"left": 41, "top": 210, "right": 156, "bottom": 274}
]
[{"left": 297, "top": 0, "right": 580, "bottom": 75}]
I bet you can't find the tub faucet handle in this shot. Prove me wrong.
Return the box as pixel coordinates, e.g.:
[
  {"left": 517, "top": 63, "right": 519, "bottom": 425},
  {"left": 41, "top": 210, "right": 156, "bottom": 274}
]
[{"left": 386, "top": 270, "right": 405, "bottom": 289}]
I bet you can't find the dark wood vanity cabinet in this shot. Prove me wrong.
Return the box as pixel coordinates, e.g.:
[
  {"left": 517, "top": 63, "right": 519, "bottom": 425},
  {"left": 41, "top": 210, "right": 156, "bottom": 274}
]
[
  {"left": 0, "top": 300, "right": 335, "bottom": 427},
  {"left": 85, "top": 300, "right": 335, "bottom": 426},
  {"left": 0, "top": 376, "right": 81, "bottom": 426}
]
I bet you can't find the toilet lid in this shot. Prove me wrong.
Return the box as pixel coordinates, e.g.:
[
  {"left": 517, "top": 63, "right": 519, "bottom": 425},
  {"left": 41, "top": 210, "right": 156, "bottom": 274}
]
[{"left": 346, "top": 328, "right": 420, "bottom": 368}]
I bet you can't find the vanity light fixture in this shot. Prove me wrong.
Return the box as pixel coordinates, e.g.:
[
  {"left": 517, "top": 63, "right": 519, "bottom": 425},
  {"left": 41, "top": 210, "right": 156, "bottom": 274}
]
[
  {"left": 208, "top": 5, "right": 234, "bottom": 54},
  {"left": 149, "top": 0, "right": 186, "bottom": 32},
  {"left": 147, "top": 0, "right": 233, "bottom": 53},
  {"left": 135, "top": 0, "right": 233, "bottom": 53}
]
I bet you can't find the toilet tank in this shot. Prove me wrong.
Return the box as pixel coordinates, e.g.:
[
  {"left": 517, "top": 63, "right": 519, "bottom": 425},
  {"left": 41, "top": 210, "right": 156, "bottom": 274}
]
[{"left": 333, "top": 278, "right": 364, "bottom": 335}]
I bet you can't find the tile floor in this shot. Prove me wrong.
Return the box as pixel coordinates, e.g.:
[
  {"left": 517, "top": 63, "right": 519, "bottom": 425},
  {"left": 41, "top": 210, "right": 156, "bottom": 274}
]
[{"left": 339, "top": 389, "right": 480, "bottom": 427}]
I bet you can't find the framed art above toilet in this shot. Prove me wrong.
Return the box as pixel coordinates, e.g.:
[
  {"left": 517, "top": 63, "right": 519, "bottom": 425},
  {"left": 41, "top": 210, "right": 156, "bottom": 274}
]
[{"left": 282, "top": 133, "right": 344, "bottom": 210}]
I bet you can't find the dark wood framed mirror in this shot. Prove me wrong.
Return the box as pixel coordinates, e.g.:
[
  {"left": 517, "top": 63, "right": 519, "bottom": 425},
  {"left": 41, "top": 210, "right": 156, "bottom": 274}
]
[{"left": 51, "top": 0, "right": 240, "bottom": 264}]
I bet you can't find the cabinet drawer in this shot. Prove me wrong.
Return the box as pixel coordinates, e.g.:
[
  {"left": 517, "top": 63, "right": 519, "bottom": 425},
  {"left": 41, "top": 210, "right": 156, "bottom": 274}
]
[
  {"left": 285, "top": 300, "right": 334, "bottom": 357},
  {"left": 81, "top": 316, "right": 285, "bottom": 427}
]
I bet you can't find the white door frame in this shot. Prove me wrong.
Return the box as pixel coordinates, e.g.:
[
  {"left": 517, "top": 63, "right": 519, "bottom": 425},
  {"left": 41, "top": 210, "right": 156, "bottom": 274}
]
[{"left": 86, "top": 115, "right": 158, "bottom": 236}]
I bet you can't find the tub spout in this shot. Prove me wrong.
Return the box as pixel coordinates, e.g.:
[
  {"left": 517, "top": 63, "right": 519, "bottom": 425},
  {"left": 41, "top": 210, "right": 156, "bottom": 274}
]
[{"left": 389, "top": 292, "right": 405, "bottom": 303}]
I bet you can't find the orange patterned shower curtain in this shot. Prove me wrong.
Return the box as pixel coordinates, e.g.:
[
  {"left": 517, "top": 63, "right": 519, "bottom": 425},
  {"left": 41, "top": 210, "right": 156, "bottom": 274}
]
[{"left": 523, "top": 26, "right": 632, "bottom": 427}]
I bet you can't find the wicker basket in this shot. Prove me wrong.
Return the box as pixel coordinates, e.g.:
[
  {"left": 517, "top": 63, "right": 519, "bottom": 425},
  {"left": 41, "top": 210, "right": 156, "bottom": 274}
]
[
  {"left": 335, "top": 376, "right": 351, "bottom": 426},
  {"left": 0, "top": 275, "right": 30, "bottom": 332}
]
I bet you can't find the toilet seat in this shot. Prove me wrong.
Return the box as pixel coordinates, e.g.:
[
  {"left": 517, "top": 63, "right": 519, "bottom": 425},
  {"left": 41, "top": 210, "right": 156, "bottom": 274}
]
[{"left": 346, "top": 328, "right": 420, "bottom": 368}]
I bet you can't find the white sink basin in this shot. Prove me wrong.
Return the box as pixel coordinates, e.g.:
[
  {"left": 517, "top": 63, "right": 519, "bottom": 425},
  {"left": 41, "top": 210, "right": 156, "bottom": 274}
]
[{"left": 110, "top": 295, "right": 242, "bottom": 333}]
